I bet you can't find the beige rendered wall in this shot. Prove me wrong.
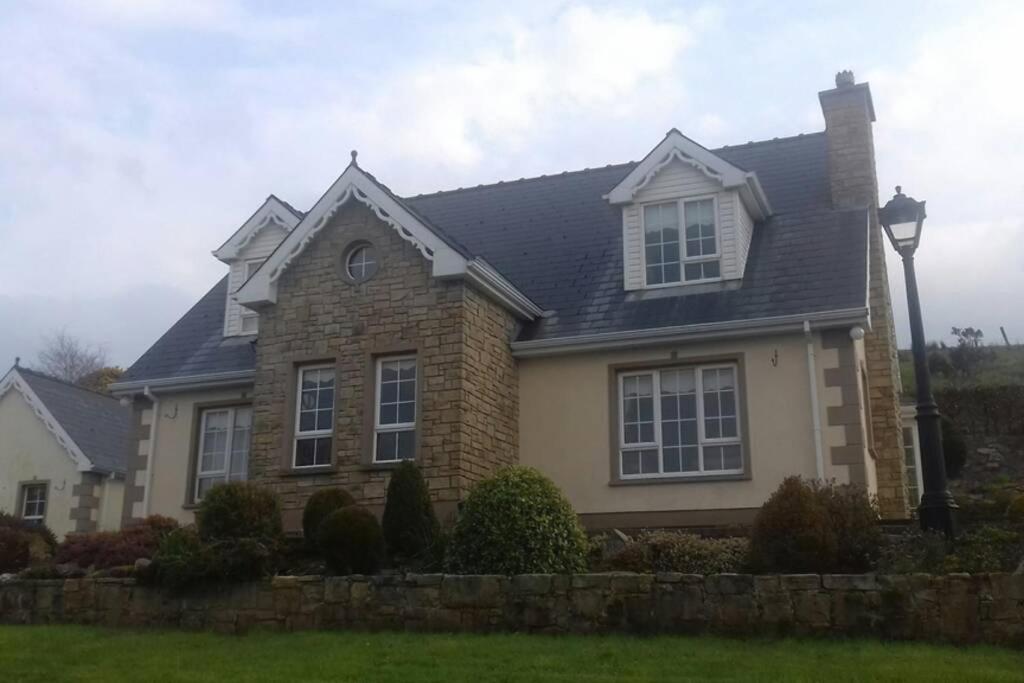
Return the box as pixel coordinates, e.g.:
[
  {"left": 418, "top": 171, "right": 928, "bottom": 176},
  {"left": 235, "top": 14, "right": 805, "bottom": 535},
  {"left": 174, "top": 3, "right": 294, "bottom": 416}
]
[
  {"left": 144, "top": 387, "right": 252, "bottom": 525},
  {"left": 0, "top": 389, "right": 83, "bottom": 538},
  {"left": 95, "top": 478, "right": 124, "bottom": 531},
  {"left": 519, "top": 331, "right": 874, "bottom": 520}
]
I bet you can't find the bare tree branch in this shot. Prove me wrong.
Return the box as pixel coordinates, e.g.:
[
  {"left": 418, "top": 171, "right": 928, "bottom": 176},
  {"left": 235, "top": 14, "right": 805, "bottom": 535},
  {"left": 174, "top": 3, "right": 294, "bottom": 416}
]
[{"left": 35, "top": 330, "right": 109, "bottom": 384}]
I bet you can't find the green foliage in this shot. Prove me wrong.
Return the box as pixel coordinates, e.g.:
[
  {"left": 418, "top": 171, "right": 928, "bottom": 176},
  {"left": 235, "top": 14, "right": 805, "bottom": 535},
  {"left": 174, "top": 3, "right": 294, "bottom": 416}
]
[
  {"left": 445, "top": 466, "right": 588, "bottom": 575},
  {"left": 316, "top": 506, "right": 385, "bottom": 575},
  {"left": 940, "top": 416, "right": 967, "bottom": 479},
  {"left": 147, "top": 526, "right": 274, "bottom": 590},
  {"left": 55, "top": 516, "right": 178, "bottom": 570},
  {"left": 196, "top": 482, "right": 282, "bottom": 543},
  {"left": 1007, "top": 494, "right": 1024, "bottom": 523},
  {"left": 750, "top": 477, "right": 880, "bottom": 574},
  {"left": 382, "top": 462, "right": 440, "bottom": 566},
  {"left": 0, "top": 527, "right": 31, "bottom": 574},
  {"left": 879, "top": 525, "right": 1022, "bottom": 574},
  {"left": 606, "top": 532, "right": 749, "bottom": 574},
  {"left": 302, "top": 488, "right": 355, "bottom": 545},
  {"left": 877, "top": 530, "right": 951, "bottom": 574},
  {"left": 0, "top": 512, "right": 57, "bottom": 554}
]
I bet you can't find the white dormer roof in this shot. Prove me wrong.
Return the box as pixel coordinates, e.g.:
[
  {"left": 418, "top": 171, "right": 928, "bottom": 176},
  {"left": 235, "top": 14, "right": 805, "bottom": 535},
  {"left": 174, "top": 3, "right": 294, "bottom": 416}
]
[
  {"left": 213, "top": 195, "right": 303, "bottom": 263},
  {"left": 235, "top": 158, "right": 542, "bottom": 320},
  {"left": 606, "top": 129, "right": 772, "bottom": 221}
]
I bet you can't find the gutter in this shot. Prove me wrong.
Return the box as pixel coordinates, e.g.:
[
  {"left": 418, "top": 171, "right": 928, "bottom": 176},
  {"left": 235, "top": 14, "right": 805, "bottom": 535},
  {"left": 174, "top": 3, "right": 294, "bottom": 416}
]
[
  {"left": 511, "top": 307, "right": 870, "bottom": 358},
  {"left": 804, "top": 321, "right": 825, "bottom": 480},
  {"left": 463, "top": 258, "right": 545, "bottom": 320},
  {"left": 110, "top": 369, "right": 255, "bottom": 396},
  {"left": 141, "top": 386, "right": 159, "bottom": 518}
]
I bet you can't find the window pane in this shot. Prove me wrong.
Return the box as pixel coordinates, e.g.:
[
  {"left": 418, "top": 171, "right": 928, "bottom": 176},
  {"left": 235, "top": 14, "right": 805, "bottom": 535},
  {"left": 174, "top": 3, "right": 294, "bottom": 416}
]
[
  {"left": 398, "top": 381, "right": 415, "bottom": 402},
  {"left": 295, "top": 437, "right": 331, "bottom": 468},
  {"left": 380, "top": 404, "right": 398, "bottom": 424},
  {"left": 622, "top": 450, "right": 640, "bottom": 475},
  {"left": 316, "top": 408, "right": 333, "bottom": 431},
  {"left": 396, "top": 430, "right": 415, "bottom": 460},
  {"left": 681, "top": 447, "right": 699, "bottom": 472},
  {"left": 704, "top": 446, "right": 724, "bottom": 471},
  {"left": 639, "top": 422, "right": 655, "bottom": 443},
  {"left": 722, "top": 445, "right": 743, "bottom": 471},
  {"left": 664, "top": 448, "right": 681, "bottom": 473},
  {"left": 624, "top": 424, "right": 639, "bottom": 444},
  {"left": 646, "top": 265, "right": 664, "bottom": 285},
  {"left": 301, "top": 391, "right": 317, "bottom": 410},
  {"left": 663, "top": 263, "right": 680, "bottom": 283},
  {"left": 640, "top": 450, "right": 659, "bottom": 474},
  {"left": 705, "top": 419, "right": 721, "bottom": 439},
  {"left": 299, "top": 411, "right": 315, "bottom": 432},
  {"left": 680, "top": 420, "right": 698, "bottom": 445},
  {"left": 721, "top": 417, "right": 738, "bottom": 438},
  {"left": 398, "top": 402, "right": 415, "bottom": 424},
  {"left": 703, "top": 260, "right": 720, "bottom": 278},
  {"left": 376, "top": 432, "right": 397, "bottom": 462}
]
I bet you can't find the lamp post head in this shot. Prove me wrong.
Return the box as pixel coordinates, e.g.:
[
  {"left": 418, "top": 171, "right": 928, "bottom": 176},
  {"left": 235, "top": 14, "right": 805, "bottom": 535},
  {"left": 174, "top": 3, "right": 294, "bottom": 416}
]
[{"left": 879, "top": 186, "right": 927, "bottom": 255}]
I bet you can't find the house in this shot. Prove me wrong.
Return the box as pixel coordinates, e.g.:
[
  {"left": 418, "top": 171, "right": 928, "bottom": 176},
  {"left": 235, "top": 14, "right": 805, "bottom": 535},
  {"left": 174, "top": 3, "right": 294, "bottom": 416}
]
[
  {"left": 111, "top": 71, "right": 908, "bottom": 531},
  {"left": 0, "top": 365, "right": 130, "bottom": 536}
]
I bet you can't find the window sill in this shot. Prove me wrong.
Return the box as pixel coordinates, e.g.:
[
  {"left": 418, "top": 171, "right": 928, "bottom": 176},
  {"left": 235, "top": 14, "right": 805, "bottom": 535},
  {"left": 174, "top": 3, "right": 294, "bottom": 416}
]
[
  {"left": 359, "top": 459, "right": 413, "bottom": 471},
  {"left": 280, "top": 466, "right": 337, "bottom": 477},
  {"left": 610, "top": 472, "right": 750, "bottom": 486}
]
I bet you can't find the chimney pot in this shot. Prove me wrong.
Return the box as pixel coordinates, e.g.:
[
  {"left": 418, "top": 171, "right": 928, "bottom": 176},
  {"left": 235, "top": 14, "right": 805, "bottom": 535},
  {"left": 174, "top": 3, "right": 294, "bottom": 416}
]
[{"left": 835, "top": 70, "right": 855, "bottom": 88}]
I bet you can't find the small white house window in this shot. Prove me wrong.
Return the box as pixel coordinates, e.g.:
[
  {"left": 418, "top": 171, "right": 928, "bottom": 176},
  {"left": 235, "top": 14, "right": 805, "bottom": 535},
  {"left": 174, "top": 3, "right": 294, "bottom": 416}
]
[
  {"left": 642, "top": 197, "right": 720, "bottom": 286},
  {"left": 21, "top": 483, "right": 47, "bottom": 523},
  {"left": 194, "top": 406, "right": 251, "bottom": 501},
  {"left": 374, "top": 356, "right": 416, "bottom": 462},
  {"left": 619, "top": 364, "right": 742, "bottom": 479},
  {"left": 239, "top": 259, "right": 263, "bottom": 334},
  {"left": 345, "top": 245, "right": 379, "bottom": 283},
  {"left": 294, "top": 366, "right": 335, "bottom": 468}
]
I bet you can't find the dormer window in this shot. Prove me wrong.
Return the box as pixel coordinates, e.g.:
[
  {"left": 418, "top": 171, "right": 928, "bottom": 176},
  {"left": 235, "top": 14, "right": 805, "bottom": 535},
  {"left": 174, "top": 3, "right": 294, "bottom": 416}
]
[
  {"left": 239, "top": 259, "right": 263, "bottom": 334},
  {"left": 643, "top": 197, "right": 720, "bottom": 287}
]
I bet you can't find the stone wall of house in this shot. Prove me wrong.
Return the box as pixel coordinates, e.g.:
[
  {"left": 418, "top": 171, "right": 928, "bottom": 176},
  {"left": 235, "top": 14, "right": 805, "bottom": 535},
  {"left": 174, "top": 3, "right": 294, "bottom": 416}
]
[
  {"left": 249, "top": 201, "right": 519, "bottom": 528},
  {"left": 2, "top": 573, "right": 1022, "bottom": 645},
  {"left": 819, "top": 74, "right": 907, "bottom": 518}
]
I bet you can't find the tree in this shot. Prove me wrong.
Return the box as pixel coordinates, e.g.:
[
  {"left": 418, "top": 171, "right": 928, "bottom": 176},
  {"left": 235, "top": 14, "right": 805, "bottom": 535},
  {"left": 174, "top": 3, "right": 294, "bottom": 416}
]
[
  {"left": 949, "top": 326, "right": 992, "bottom": 381},
  {"left": 77, "top": 366, "right": 124, "bottom": 393},
  {"left": 35, "top": 330, "right": 108, "bottom": 384}
]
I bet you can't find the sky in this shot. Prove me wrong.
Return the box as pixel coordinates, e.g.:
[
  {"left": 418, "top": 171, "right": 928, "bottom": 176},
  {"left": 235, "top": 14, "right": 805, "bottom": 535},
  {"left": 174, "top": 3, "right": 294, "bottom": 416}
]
[{"left": 1, "top": 0, "right": 1022, "bottom": 370}]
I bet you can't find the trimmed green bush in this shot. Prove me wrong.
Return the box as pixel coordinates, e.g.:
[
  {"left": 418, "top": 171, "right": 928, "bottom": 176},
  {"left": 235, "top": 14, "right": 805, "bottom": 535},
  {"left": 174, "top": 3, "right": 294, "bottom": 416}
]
[
  {"left": 382, "top": 461, "right": 440, "bottom": 565},
  {"left": 316, "top": 506, "right": 385, "bottom": 575},
  {"left": 0, "top": 527, "right": 31, "bottom": 574},
  {"left": 817, "top": 482, "right": 882, "bottom": 572},
  {"left": 196, "top": 482, "right": 282, "bottom": 543},
  {"left": 750, "top": 477, "right": 837, "bottom": 573},
  {"left": 302, "top": 488, "right": 355, "bottom": 544},
  {"left": 147, "top": 526, "right": 275, "bottom": 590},
  {"left": 445, "top": 466, "right": 588, "bottom": 575},
  {"left": 605, "top": 532, "right": 749, "bottom": 574}
]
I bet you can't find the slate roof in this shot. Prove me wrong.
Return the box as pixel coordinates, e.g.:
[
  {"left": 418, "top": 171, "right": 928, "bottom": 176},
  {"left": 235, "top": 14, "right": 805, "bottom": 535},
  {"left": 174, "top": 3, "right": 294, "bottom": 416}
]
[
  {"left": 16, "top": 367, "right": 131, "bottom": 474},
  {"left": 121, "top": 131, "right": 867, "bottom": 383}
]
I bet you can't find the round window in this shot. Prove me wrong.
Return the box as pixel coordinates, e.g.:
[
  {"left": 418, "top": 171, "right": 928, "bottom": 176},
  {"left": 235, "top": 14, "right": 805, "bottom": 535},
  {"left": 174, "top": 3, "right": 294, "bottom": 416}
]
[{"left": 345, "top": 244, "right": 378, "bottom": 283}]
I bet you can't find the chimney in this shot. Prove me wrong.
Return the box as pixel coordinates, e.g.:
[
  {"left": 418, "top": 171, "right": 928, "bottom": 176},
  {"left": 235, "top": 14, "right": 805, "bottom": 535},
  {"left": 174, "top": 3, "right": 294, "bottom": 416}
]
[
  {"left": 819, "top": 70, "right": 878, "bottom": 209},
  {"left": 820, "top": 70, "right": 909, "bottom": 520}
]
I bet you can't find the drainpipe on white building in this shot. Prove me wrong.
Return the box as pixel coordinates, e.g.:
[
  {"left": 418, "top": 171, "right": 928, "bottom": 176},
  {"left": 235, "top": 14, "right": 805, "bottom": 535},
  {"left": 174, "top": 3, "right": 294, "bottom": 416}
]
[
  {"left": 142, "top": 386, "right": 159, "bottom": 517},
  {"left": 804, "top": 321, "right": 825, "bottom": 480}
]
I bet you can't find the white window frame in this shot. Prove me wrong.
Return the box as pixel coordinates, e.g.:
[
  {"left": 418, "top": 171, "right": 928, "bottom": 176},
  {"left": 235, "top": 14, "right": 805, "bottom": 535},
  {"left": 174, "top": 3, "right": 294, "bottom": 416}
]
[
  {"left": 293, "top": 364, "right": 336, "bottom": 469},
  {"left": 373, "top": 355, "right": 417, "bottom": 463},
  {"left": 21, "top": 483, "right": 47, "bottom": 523},
  {"left": 194, "top": 406, "right": 251, "bottom": 502},
  {"left": 901, "top": 406, "right": 924, "bottom": 508},
  {"left": 640, "top": 194, "right": 722, "bottom": 289},
  {"left": 617, "top": 363, "right": 743, "bottom": 480},
  {"left": 239, "top": 259, "right": 263, "bottom": 334}
]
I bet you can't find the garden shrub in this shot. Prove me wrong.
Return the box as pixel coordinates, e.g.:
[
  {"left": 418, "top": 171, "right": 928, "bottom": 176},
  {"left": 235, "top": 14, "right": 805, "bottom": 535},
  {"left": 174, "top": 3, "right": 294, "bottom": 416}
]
[
  {"left": 302, "top": 488, "right": 355, "bottom": 545},
  {"left": 879, "top": 525, "right": 1023, "bottom": 574},
  {"left": 816, "top": 482, "right": 883, "bottom": 572},
  {"left": 55, "top": 515, "right": 178, "bottom": 570},
  {"left": 877, "top": 530, "right": 949, "bottom": 574},
  {"left": 445, "top": 466, "right": 588, "bottom": 575},
  {"left": 381, "top": 461, "right": 440, "bottom": 566},
  {"left": 316, "top": 506, "right": 385, "bottom": 575},
  {"left": 196, "top": 482, "right": 282, "bottom": 543},
  {"left": 941, "top": 416, "right": 967, "bottom": 479},
  {"left": 146, "top": 526, "right": 276, "bottom": 590},
  {"left": 0, "top": 527, "right": 31, "bottom": 574},
  {"left": 0, "top": 512, "right": 57, "bottom": 561},
  {"left": 750, "top": 477, "right": 837, "bottom": 573},
  {"left": 1007, "top": 493, "right": 1024, "bottom": 524},
  {"left": 605, "top": 532, "right": 749, "bottom": 574}
]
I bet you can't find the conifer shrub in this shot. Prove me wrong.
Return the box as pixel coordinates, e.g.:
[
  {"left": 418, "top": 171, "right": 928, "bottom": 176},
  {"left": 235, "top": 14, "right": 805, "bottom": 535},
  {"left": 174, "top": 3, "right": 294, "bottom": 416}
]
[
  {"left": 382, "top": 461, "right": 440, "bottom": 565},
  {"left": 302, "top": 488, "right": 355, "bottom": 544},
  {"left": 445, "top": 466, "right": 588, "bottom": 575},
  {"left": 316, "top": 506, "right": 385, "bottom": 575}
]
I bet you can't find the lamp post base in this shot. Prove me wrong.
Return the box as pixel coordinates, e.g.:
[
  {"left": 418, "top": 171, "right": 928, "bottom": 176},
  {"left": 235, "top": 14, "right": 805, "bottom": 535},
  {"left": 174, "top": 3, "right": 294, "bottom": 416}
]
[{"left": 918, "top": 491, "right": 957, "bottom": 538}]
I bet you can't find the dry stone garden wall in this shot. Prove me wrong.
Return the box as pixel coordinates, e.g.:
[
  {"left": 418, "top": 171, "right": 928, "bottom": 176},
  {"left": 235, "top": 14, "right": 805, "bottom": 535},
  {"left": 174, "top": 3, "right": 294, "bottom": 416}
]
[{"left": 2, "top": 573, "right": 1022, "bottom": 646}]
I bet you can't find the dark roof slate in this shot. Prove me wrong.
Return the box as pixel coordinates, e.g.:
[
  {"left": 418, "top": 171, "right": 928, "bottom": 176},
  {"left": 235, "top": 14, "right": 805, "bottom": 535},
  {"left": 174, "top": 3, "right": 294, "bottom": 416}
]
[
  {"left": 18, "top": 368, "right": 132, "bottom": 474},
  {"left": 121, "top": 131, "right": 865, "bottom": 382}
]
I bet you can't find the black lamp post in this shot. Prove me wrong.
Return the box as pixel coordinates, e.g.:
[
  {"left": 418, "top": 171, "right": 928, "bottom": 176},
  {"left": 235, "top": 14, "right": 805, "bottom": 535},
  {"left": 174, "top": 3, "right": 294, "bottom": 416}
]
[{"left": 878, "top": 186, "right": 957, "bottom": 536}]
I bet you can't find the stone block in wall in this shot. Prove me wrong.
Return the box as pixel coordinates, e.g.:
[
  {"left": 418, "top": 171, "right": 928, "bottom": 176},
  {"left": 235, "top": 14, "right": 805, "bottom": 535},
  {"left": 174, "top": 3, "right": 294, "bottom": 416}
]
[{"left": 440, "top": 575, "right": 507, "bottom": 609}]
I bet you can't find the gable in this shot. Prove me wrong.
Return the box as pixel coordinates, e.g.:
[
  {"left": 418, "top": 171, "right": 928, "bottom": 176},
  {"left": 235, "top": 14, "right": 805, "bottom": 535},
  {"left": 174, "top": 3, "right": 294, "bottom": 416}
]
[
  {"left": 236, "top": 161, "right": 541, "bottom": 320},
  {"left": 213, "top": 195, "right": 302, "bottom": 263},
  {"left": 0, "top": 369, "right": 93, "bottom": 472}
]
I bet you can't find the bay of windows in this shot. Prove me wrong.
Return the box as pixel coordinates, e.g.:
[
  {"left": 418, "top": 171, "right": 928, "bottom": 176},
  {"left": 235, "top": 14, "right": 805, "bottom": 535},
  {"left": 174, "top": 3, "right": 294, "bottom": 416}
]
[
  {"left": 195, "top": 406, "right": 251, "bottom": 501},
  {"left": 643, "top": 197, "right": 720, "bottom": 286},
  {"left": 619, "top": 365, "right": 742, "bottom": 479},
  {"left": 294, "top": 365, "right": 335, "bottom": 468}
]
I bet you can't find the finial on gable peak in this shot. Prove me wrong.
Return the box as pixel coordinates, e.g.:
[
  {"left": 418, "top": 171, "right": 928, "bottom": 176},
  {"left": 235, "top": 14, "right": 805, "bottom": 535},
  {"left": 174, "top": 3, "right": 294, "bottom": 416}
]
[
  {"left": 350, "top": 150, "right": 359, "bottom": 167},
  {"left": 14, "top": 356, "right": 20, "bottom": 367}
]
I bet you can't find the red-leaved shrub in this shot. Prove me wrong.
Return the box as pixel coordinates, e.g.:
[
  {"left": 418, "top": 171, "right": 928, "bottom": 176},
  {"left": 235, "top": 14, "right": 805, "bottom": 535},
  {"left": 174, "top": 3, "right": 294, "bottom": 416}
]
[{"left": 55, "top": 515, "right": 179, "bottom": 570}]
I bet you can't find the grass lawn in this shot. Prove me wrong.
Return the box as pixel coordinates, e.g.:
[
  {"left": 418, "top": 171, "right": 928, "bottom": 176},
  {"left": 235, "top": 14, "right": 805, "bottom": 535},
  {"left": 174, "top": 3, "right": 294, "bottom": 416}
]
[{"left": 1, "top": 626, "right": 1023, "bottom": 682}]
